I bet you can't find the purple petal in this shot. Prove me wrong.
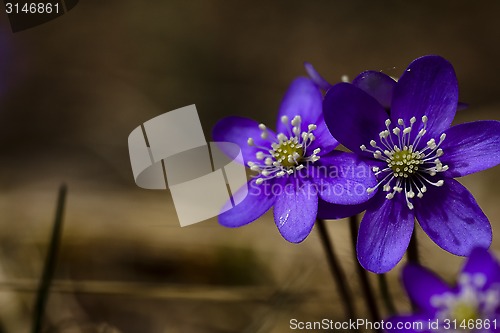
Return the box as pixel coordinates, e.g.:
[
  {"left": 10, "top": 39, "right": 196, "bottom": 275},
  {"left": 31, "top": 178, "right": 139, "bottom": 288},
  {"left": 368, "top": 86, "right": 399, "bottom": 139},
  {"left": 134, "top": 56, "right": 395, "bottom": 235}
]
[
  {"left": 304, "top": 62, "right": 332, "bottom": 91},
  {"left": 276, "top": 77, "right": 338, "bottom": 152},
  {"left": 311, "top": 151, "right": 377, "bottom": 205},
  {"left": 385, "top": 314, "right": 432, "bottom": 333},
  {"left": 212, "top": 116, "right": 274, "bottom": 165},
  {"left": 317, "top": 199, "right": 372, "bottom": 220},
  {"left": 414, "top": 179, "right": 492, "bottom": 256},
  {"left": 276, "top": 77, "right": 323, "bottom": 134},
  {"left": 457, "top": 102, "right": 469, "bottom": 111},
  {"left": 323, "top": 82, "right": 388, "bottom": 155},
  {"left": 306, "top": 117, "right": 339, "bottom": 153},
  {"left": 441, "top": 120, "right": 500, "bottom": 178},
  {"left": 403, "top": 264, "right": 452, "bottom": 313},
  {"left": 273, "top": 180, "right": 318, "bottom": 243},
  {"left": 461, "top": 247, "right": 500, "bottom": 290},
  {"left": 357, "top": 193, "right": 415, "bottom": 273},
  {"left": 391, "top": 55, "right": 458, "bottom": 138},
  {"left": 218, "top": 178, "right": 276, "bottom": 227},
  {"left": 352, "top": 70, "right": 396, "bottom": 110}
]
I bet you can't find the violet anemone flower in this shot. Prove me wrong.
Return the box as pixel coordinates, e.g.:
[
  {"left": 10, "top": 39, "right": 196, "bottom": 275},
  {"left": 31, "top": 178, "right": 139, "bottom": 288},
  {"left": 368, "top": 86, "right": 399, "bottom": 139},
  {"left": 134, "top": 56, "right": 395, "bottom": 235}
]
[
  {"left": 305, "top": 61, "right": 467, "bottom": 111},
  {"left": 304, "top": 61, "right": 395, "bottom": 106},
  {"left": 323, "top": 55, "right": 500, "bottom": 273},
  {"left": 387, "top": 247, "right": 500, "bottom": 333},
  {"left": 212, "top": 77, "right": 377, "bottom": 243}
]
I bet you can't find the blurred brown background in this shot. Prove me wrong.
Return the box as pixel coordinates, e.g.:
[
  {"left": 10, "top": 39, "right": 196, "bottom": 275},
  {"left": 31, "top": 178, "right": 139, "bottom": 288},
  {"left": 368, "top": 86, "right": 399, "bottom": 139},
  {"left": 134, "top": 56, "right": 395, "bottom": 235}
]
[{"left": 0, "top": 1, "right": 499, "bottom": 332}]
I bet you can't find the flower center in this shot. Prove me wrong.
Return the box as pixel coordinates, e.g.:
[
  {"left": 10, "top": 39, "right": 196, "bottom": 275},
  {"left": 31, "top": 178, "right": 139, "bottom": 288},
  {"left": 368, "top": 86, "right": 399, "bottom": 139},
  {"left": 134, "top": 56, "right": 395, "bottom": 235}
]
[
  {"left": 361, "top": 116, "right": 449, "bottom": 210},
  {"left": 450, "top": 303, "right": 479, "bottom": 323},
  {"left": 388, "top": 149, "right": 422, "bottom": 177},
  {"left": 247, "top": 115, "right": 321, "bottom": 184},
  {"left": 431, "top": 273, "right": 500, "bottom": 331},
  {"left": 272, "top": 139, "right": 305, "bottom": 168}
]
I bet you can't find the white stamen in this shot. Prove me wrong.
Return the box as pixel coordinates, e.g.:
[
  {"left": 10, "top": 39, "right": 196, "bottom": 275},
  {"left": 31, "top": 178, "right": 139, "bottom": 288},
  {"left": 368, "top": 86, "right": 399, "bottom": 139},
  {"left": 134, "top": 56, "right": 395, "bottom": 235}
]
[
  {"left": 360, "top": 115, "right": 448, "bottom": 205},
  {"left": 247, "top": 114, "right": 321, "bottom": 182},
  {"left": 291, "top": 115, "right": 301, "bottom": 126}
]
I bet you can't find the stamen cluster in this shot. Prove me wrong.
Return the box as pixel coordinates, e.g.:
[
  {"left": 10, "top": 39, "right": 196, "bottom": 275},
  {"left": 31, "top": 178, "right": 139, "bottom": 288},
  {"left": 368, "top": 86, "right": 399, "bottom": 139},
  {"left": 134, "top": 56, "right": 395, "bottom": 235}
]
[
  {"left": 361, "top": 115, "right": 449, "bottom": 209},
  {"left": 247, "top": 115, "right": 321, "bottom": 184},
  {"left": 431, "top": 273, "right": 500, "bottom": 325}
]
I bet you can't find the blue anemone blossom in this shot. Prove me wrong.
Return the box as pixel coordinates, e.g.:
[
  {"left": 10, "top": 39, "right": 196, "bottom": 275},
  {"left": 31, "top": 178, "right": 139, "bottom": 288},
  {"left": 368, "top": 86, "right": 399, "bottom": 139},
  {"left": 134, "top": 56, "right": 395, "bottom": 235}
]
[
  {"left": 387, "top": 247, "right": 500, "bottom": 333},
  {"left": 323, "top": 55, "right": 500, "bottom": 273},
  {"left": 212, "top": 77, "right": 377, "bottom": 243}
]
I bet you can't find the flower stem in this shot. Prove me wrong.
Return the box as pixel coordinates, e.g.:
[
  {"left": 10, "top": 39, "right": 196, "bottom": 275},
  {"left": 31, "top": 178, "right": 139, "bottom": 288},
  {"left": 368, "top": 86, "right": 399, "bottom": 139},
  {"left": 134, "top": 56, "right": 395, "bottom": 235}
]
[
  {"left": 407, "top": 224, "right": 420, "bottom": 311},
  {"left": 377, "top": 273, "right": 396, "bottom": 315},
  {"left": 31, "top": 184, "right": 67, "bottom": 333},
  {"left": 407, "top": 225, "right": 419, "bottom": 264},
  {"left": 349, "top": 215, "right": 381, "bottom": 325},
  {"left": 316, "top": 219, "right": 356, "bottom": 320}
]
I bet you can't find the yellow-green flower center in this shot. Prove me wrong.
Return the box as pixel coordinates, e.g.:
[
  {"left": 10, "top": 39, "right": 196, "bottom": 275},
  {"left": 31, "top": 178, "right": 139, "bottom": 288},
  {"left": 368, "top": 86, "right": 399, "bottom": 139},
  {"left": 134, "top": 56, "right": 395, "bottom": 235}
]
[
  {"left": 247, "top": 115, "right": 321, "bottom": 185},
  {"left": 273, "top": 139, "right": 304, "bottom": 168},
  {"left": 451, "top": 302, "right": 480, "bottom": 323},
  {"left": 388, "top": 149, "right": 423, "bottom": 178}
]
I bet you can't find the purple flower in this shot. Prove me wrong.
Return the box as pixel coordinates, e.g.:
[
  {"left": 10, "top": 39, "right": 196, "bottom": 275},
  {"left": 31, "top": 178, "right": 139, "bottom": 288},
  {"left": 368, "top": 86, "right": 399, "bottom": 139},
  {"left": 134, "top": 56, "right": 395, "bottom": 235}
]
[
  {"left": 306, "top": 62, "right": 467, "bottom": 111},
  {"left": 212, "top": 77, "right": 377, "bottom": 243},
  {"left": 387, "top": 247, "right": 500, "bottom": 333},
  {"left": 323, "top": 55, "right": 500, "bottom": 273}
]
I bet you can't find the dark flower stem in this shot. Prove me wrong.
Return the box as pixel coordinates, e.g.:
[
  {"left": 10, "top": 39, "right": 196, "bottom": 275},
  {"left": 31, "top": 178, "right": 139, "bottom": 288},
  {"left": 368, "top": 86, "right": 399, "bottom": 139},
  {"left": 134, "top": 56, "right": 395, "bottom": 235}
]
[
  {"left": 31, "top": 184, "right": 67, "bottom": 333},
  {"left": 407, "top": 224, "right": 420, "bottom": 264},
  {"left": 377, "top": 274, "right": 396, "bottom": 315},
  {"left": 349, "top": 215, "right": 381, "bottom": 325},
  {"left": 316, "top": 219, "right": 356, "bottom": 320},
  {"left": 407, "top": 224, "right": 419, "bottom": 311}
]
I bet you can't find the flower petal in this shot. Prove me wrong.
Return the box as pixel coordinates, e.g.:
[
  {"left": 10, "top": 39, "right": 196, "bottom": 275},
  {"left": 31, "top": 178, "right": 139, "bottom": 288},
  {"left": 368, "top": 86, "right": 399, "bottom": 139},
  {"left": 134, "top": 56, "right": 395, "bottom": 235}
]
[
  {"left": 317, "top": 200, "right": 372, "bottom": 220},
  {"left": 457, "top": 102, "right": 469, "bottom": 111},
  {"left": 391, "top": 55, "right": 458, "bottom": 138},
  {"left": 218, "top": 178, "right": 276, "bottom": 227},
  {"left": 441, "top": 120, "right": 500, "bottom": 178},
  {"left": 403, "top": 264, "right": 452, "bottom": 313},
  {"left": 273, "top": 180, "right": 318, "bottom": 243},
  {"left": 276, "top": 77, "right": 323, "bottom": 134},
  {"left": 311, "top": 151, "right": 377, "bottom": 205},
  {"left": 323, "top": 82, "right": 388, "bottom": 155},
  {"left": 276, "top": 77, "right": 338, "bottom": 152},
  {"left": 461, "top": 247, "right": 500, "bottom": 290},
  {"left": 357, "top": 193, "right": 415, "bottom": 273},
  {"left": 306, "top": 117, "right": 339, "bottom": 153},
  {"left": 212, "top": 116, "right": 274, "bottom": 165},
  {"left": 304, "top": 62, "right": 331, "bottom": 91},
  {"left": 352, "top": 70, "right": 396, "bottom": 110},
  {"left": 414, "top": 179, "right": 492, "bottom": 256}
]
